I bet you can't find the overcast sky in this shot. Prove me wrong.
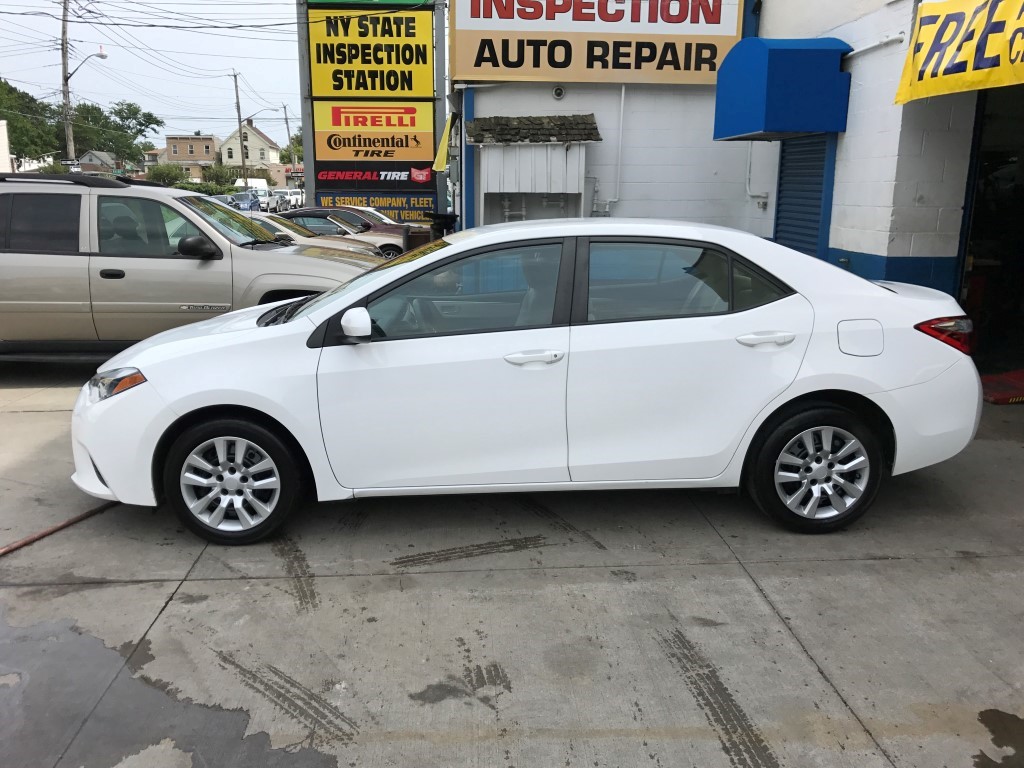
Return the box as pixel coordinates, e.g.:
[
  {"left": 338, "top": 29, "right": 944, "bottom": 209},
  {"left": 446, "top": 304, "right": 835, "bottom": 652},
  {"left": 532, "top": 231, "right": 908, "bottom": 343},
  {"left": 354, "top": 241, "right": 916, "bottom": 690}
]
[{"left": 2, "top": 0, "right": 303, "bottom": 147}]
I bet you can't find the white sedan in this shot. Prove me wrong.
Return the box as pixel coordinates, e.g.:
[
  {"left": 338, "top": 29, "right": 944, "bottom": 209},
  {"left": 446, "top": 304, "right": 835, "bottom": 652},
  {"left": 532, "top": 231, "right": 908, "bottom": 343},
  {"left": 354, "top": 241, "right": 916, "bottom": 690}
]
[{"left": 71, "top": 219, "right": 982, "bottom": 544}]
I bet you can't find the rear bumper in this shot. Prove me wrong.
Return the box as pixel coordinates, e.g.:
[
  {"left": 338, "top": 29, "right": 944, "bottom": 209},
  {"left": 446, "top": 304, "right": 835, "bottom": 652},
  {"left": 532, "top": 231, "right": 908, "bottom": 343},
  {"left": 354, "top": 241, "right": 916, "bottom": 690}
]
[{"left": 870, "top": 356, "right": 983, "bottom": 475}]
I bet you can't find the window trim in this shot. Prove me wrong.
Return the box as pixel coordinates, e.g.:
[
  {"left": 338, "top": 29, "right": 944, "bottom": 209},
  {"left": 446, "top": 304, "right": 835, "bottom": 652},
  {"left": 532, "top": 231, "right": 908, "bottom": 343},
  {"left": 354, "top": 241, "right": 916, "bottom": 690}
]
[
  {"left": 572, "top": 236, "right": 794, "bottom": 326},
  {"left": 316, "top": 237, "right": 576, "bottom": 347},
  {"left": 95, "top": 195, "right": 214, "bottom": 260},
  {"left": 0, "top": 194, "right": 11, "bottom": 250},
  {"left": 226, "top": 147, "right": 234, "bottom": 160},
  {"left": 188, "top": 144, "right": 195, "bottom": 155},
  {"left": 171, "top": 145, "right": 178, "bottom": 155}
]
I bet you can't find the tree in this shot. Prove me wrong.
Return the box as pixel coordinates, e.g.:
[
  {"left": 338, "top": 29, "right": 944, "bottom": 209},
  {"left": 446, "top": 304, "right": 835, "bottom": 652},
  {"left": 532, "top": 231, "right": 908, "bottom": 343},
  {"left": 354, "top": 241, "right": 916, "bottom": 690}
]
[
  {"left": 0, "top": 79, "right": 58, "bottom": 159},
  {"left": 280, "top": 128, "right": 303, "bottom": 164},
  {"left": 36, "top": 159, "right": 67, "bottom": 174},
  {"left": 147, "top": 163, "right": 188, "bottom": 185},
  {"left": 202, "top": 164, "right": 238, "bottom": 186},
  {"left": 107, "top": 101, "right": 163, "bottom": 165}
]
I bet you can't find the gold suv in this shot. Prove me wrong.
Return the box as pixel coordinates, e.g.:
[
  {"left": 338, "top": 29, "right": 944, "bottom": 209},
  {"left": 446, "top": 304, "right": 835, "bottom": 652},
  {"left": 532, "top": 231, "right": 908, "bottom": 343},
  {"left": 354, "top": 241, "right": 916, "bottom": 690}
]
[{"left": 0, "top": 174, "right": 383, "bottom": 353}]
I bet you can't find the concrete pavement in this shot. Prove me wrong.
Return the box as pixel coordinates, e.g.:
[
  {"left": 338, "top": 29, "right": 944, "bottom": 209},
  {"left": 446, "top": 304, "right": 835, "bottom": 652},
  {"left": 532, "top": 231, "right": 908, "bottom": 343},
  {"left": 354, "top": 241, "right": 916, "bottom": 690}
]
[{"left": 1, "top": 361, "right": 1022, "bottom": 768}]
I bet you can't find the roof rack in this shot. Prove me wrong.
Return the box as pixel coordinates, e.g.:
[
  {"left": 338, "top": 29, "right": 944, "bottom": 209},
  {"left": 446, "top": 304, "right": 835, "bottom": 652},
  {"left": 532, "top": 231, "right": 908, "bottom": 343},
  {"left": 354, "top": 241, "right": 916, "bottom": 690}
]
[
  {"left": 0, "top": 173, "right": 128, "bottom": 188},
  {"left": 122, "top": 178, "right": 167, "bottom": 187}
]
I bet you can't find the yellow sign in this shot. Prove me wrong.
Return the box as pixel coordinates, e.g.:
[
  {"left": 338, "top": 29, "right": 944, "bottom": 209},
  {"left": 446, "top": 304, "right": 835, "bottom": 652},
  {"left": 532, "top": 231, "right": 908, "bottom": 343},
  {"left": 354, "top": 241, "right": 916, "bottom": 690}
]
[
  {"left": 313, "top": 102, "right": 435, "bottom": 161},
  {"left": 450, "top": 0, "right": 743, "bottom": 84},
  {"left": 308, "top": 9, "right": 434, "bottom": 97},
  {"left": 896, "top": 0, "right": 1024, "bottom": 104}
]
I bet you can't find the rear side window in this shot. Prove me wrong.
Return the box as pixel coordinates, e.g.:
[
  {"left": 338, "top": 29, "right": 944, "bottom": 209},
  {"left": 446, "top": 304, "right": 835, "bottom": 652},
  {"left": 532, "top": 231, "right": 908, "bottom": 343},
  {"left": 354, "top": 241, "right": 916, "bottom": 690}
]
[
  {"left": 733, "top": 260, "right": 790, "bottom": 311},
  {"left": 8, "top": 194, "right": 81, "bottom": 253}
]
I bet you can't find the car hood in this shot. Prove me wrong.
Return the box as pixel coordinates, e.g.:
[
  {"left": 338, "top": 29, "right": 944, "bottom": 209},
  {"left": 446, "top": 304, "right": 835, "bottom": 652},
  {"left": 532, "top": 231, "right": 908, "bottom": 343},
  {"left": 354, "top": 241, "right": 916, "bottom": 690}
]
[
  {"left": 281, "top": 243, "right": 384, "bottom": 270},
  {"left": 100, "top": 303, "right": 285, "bottom": 371}
]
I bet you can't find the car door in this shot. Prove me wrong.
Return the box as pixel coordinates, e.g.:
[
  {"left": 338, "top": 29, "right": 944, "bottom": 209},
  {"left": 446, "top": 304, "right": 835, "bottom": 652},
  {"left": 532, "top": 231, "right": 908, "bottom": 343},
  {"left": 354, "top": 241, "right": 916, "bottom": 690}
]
[
  {"left": 566, "top": 239, "right": 814, "bottom": 481},
  {"left": 0, "top": 190, "right": 96, "bottom": 341},
  {"left": 89, "top": 195, "right": 233, "bottom": 341},
  {"left": 317, "top": 239, "right": 573, "bottom": 489}
]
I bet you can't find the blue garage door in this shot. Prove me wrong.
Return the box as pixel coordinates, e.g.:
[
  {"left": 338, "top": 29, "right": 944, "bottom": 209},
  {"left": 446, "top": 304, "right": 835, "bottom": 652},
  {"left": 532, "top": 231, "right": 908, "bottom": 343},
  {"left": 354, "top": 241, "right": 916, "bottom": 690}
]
[{"left": 774, "top": 135, "right": 829, "bottom": 257}]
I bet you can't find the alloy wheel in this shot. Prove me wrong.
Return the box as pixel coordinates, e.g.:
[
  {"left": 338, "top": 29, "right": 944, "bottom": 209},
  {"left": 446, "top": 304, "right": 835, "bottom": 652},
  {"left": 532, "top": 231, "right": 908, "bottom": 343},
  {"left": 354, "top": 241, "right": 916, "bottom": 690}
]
[
  {"left": 773, "top": 426, "right": 870, "bottom": 520},
  {"left": 179, "top": 436, "right": 281, "bottom": 532}
]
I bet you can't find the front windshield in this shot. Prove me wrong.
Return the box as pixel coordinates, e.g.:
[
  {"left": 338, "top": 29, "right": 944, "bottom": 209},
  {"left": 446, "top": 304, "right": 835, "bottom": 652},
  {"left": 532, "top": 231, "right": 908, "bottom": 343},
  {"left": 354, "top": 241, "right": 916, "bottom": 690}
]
[
  {"left": 291, "top": 237, "right": 452, "bottom": 321},
  {"left": 181, "top": 196, "right": 278, "bottom": 244},
  {"left": 267, "top": 215, "right": 318, "bottom": 237},
  {"left": 359, "top": 208, "right": 393, "bottom": 225}
]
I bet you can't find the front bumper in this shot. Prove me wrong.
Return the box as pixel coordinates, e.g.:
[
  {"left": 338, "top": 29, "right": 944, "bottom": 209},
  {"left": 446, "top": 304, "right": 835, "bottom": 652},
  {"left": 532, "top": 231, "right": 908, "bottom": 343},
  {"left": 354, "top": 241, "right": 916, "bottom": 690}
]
[
  {"left": 71, "top": 381, "right": 177, "bottom": 506},
  {"left": 870, "top": 356, "right": 983, "bottom": 476}
]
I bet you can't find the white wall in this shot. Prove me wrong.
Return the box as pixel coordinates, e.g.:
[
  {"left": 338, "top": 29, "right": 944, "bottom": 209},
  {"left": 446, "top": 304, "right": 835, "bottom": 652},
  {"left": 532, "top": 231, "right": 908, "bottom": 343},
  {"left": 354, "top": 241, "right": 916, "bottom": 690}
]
[
  {"left": 0, "top": 121, "right": 12, "bottom": 173},
  {"left": 761, "top": 0, "right": 975, "bottom": 263},
  {"left": 472, "top": 83, "right": 778, "bottom": 236},
  {"left": 759, "top": 0, "right": 890, "bottom": 39}
]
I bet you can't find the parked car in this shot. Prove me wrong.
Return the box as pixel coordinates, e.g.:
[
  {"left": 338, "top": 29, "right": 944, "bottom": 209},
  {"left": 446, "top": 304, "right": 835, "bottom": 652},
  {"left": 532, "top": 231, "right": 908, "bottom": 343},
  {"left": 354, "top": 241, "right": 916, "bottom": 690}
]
[
  {"left": 286, "top": 188, "right": 304, "bottom": 208},
  {"left": 279, "top": 207, "right": 405, "bottom": 259},
  {"left": 249, "top": 212, "right": 384, "bottom": 259},
  {"left": 70, "top": 218, "right": 981, "bottom": 545},
  {"left": 253, "top": 188, "right": 283, "bottom": 213},
  {"left": 327, "top": 205, "right": 412, "bottom": 238},
  {"left": 211, "top": 194, "right": 240, "bottom": 209},
  {"left": 0, "top": 173, "right": 383, "bottom": 353},
  {"left": 273, "top": 190, "right": 292, "bottom": 212},
  {"left": 336, "top": 204, "right": 430, "bottom": 231},
  {"left": 231, "top": 192, "right": 260, "bottom": 212}
]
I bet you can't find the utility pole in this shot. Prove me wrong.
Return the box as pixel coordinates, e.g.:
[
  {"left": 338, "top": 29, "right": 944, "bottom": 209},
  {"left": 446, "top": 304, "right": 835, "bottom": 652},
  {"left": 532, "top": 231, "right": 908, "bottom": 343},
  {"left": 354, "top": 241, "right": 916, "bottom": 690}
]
[
  {"left": 61, "top": 0, "right": 74, "bottom": 162},
  {"left": 282, "top": 103, "right": 292, "bottom": 162},
  {"left": 232, "top": 71, "right": 248, "bottom": 189}
]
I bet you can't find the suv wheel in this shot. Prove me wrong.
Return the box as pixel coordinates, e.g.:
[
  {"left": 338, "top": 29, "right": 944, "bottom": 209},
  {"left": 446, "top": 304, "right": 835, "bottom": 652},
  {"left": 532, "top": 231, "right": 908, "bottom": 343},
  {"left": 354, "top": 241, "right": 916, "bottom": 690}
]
[{"left": 164, "top": 419, "right": 302, "bottom": 544}]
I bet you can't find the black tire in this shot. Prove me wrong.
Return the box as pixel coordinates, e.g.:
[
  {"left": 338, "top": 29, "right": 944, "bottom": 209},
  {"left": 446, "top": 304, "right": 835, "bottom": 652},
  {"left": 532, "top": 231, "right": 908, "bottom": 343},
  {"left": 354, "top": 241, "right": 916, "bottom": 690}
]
[
  {"left": 379, "top": 245, "right": 403, "bottom": 260},
  {"left": 747, "top": 406, "right": 885, "bottom": 533},
  {"left": 163, "top": 419, "right": 303, "bottom": 545}
]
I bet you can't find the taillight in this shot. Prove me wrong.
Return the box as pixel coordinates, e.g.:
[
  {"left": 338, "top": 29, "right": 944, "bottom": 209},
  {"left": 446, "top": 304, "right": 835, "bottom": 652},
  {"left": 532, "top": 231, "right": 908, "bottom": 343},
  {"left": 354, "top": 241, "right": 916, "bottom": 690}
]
[{"left": 914, "top": 316, "right": 974, "bottom": 355}]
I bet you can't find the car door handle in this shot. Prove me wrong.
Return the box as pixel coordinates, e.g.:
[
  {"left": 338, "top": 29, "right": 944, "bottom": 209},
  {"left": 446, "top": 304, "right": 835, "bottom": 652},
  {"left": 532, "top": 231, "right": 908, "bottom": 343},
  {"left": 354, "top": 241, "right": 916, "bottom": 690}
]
[
  {"left": 504, "top": 350, "right": 565, "bottom": 365},
  {"left": 736, "top": 332, "right": 795, "bottom": 347},
  {"left": 99, "top": 269, "right": 125, "bottom": 280}
]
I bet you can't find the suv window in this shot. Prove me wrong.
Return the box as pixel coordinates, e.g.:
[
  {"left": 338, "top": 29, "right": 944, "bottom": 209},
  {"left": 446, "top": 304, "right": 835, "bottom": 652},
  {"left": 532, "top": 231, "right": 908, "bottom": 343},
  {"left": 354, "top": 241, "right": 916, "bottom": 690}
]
[
  {"left": 98, "top": 197, "right": 202, "bottom": 257},
  {"left": 367, "top": 243, "right": 563, "bottom": 339},
  {"left": 8, "top": 194, "right": 81, "bottom": 253}
]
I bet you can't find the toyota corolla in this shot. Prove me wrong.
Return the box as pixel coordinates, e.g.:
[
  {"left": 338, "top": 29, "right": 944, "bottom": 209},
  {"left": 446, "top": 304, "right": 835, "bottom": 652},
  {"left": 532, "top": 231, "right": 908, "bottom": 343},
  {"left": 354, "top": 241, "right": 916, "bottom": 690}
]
[{"left": 71, "top": 219, "right": 982, "bottom": 544}]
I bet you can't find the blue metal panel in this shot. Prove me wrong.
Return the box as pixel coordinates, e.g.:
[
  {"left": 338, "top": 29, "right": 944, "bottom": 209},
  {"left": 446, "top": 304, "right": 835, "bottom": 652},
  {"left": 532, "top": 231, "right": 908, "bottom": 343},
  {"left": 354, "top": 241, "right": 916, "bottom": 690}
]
[
  {"left": 774, "top": 135, "right": 828, "bottom": 257},
  {"left": 714, "top": 38, "right": 852, "bottom": 141},
  {"left": 742, "top": 0, "right": 760, "bottom": 38}
]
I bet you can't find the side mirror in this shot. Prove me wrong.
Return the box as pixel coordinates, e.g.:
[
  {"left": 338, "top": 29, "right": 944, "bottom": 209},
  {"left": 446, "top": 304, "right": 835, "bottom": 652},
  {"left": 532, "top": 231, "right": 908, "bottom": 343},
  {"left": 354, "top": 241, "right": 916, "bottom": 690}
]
[
  {"left": 358, "top": 222, "right": 372, "bottom": 232},
  {"left": 340, "top": 307, "right": 371, "bottom": 342},
  {"left": 178, "top": 235, "right": 221, "bottom": 260}
]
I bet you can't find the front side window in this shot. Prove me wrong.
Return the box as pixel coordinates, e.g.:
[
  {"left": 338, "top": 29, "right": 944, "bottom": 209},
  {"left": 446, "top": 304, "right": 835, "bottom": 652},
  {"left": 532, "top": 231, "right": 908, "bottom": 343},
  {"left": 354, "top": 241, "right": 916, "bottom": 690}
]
[
  {"left": 586, "top": 242, "right": 729, "bottom": 322},
  {"left": 8, "top": 194, "right": 80, "bottom": 253},
  {"left": 367, "top": 243, "right": 563, "bottom": 339},
  {"left": 334, "top": 210, "right": 365, "bottom": 227},
  {"left": 98, "top": 197, "right": 202, "bottom": 257}
]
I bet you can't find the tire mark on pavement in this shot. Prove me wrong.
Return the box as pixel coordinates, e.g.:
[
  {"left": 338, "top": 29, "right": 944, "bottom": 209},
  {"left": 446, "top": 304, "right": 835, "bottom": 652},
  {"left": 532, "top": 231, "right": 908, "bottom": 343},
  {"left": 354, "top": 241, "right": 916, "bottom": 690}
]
[
  {"left": 389, "top": 535, "right": 548, "bottom": 568},
  {"left": 463, "top": 662, "right": 512, "bottom": 693},
  {"left": 655, "top": 628, "right": 781, "bottom": 768},
  {"left": 270, "top": 536, "right": 320, "bottom": 612},
  {"left": 214, "top": 650, "right": 358, "bottom": 745},
  {"left": 517, "top": 496, "right": 608, "bottom": 550}
]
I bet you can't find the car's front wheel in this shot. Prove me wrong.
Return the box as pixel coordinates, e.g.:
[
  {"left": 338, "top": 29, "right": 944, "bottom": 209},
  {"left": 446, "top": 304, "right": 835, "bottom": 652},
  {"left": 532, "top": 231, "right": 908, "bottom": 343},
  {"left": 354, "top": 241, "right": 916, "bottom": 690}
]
[
  {"left": 747, "top": 406, "right": 884, "bottom": 533},
  {"left": 379, "top": 244, "right": 403, "bottom": 259},
  {"left": 164, "top": 419, "right": 302, "bottom": 544}
]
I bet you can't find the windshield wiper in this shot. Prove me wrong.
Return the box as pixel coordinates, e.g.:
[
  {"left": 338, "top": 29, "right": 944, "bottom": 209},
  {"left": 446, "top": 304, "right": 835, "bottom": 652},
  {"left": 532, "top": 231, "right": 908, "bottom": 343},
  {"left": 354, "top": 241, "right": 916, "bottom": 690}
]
[{"left": 237, "top": 238, "right": 279, "bottom": 247}]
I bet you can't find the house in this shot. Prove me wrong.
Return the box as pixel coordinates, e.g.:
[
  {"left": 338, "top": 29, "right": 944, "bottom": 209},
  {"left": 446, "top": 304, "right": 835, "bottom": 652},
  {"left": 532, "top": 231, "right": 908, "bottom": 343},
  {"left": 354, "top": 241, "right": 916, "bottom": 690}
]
[
  {"left": 78, "top": 150, "right": 117, "bottom": 173},
  {"left": 164, "top": 132, "right": 220, "bottom": 181},
  {"left": 143, "top": 147, "right": 166, "bottom": 171},
  {"left": 221, "top": 119, "right": 281, "bottom": 169}
]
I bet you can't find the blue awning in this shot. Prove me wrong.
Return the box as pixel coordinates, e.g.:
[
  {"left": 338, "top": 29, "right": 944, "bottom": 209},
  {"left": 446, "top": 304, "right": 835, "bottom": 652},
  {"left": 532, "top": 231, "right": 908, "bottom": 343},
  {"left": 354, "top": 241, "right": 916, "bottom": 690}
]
[{"left": 714, "top": 38, "right": 853, "bottom": 141}]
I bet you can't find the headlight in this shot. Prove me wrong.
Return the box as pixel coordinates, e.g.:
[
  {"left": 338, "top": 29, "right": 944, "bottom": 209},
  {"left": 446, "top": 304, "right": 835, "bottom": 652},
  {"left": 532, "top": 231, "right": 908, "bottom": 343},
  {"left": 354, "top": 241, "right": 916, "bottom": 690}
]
[{"left": 86, "top": 368, "right": 147, "bottom": 404}]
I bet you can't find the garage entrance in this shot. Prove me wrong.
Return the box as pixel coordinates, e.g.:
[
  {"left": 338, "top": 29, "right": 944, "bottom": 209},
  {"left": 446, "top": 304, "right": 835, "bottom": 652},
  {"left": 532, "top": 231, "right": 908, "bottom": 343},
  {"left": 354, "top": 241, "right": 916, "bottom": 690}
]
[{"left": 960, "top": 85, "right": 1024, "bottom": 373}]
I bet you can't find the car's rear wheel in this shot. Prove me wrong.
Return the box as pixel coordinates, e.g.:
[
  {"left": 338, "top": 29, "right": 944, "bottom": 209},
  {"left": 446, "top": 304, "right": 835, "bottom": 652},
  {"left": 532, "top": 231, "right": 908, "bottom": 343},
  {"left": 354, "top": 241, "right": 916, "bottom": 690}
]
[
  {"left": 748, "top": 406, "right": 884, "bottom": 533},
  {"left": 164, "top": 419, "right": 302, "bottom": 544}
]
